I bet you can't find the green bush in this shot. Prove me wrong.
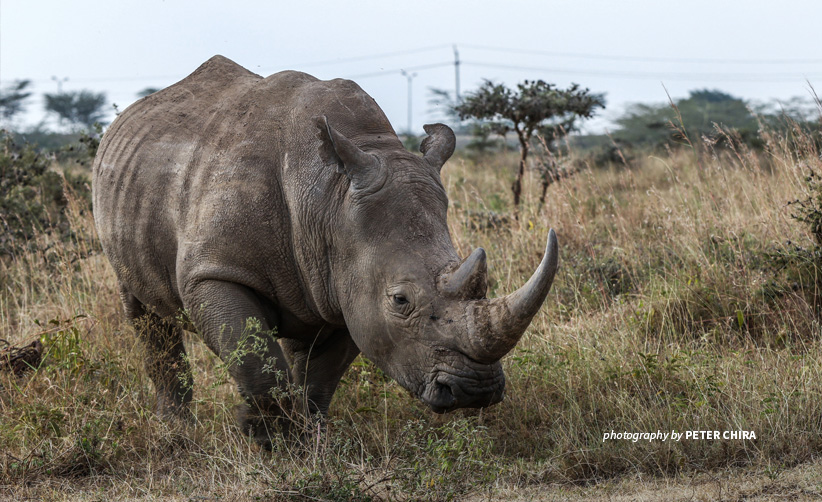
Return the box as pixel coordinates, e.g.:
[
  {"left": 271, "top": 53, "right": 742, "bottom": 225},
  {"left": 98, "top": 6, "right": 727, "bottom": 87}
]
[
  {"left": 0, "top": 130, "right": 91, "bottom": 259},
  {"left": 764, "top": 141, "right": 822, "bottom": 313}
]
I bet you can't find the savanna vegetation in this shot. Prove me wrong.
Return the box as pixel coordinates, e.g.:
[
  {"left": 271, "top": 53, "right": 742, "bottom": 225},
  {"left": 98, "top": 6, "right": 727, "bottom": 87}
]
[{"left": 2, "top": 87, "right": 822, "bottom": 500}]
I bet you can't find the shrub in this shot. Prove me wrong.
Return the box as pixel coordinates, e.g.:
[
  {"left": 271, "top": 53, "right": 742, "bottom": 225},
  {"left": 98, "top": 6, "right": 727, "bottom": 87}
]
[{"left": 0, "top": 130, "right": 91, "bottom": 259}]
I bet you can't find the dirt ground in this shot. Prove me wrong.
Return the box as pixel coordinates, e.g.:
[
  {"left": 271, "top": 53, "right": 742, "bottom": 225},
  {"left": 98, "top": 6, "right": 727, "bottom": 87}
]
[
  {"left": 475, "top": 461, "right": 822, "bottom": 502},
  {"left": 2, "top": 460, "right": 821, "bottom": 501}
]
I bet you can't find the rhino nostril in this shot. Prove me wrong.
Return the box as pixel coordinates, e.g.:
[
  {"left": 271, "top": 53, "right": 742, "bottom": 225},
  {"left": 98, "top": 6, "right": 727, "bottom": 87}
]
[
  {"left": 435, "top": 381, "right": 455, "bottom": 404},
  {"left": 425, "top": 378, "right": 456, "bottom": 413}
]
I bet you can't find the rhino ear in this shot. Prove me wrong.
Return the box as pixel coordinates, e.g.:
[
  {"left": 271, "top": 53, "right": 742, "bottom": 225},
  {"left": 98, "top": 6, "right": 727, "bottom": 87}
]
[
  {"left": 315, "top": 115, "right": 381, "bottom": 191},
  {"left": 420, "top": 123, "right": 456, "bottom": 171}
]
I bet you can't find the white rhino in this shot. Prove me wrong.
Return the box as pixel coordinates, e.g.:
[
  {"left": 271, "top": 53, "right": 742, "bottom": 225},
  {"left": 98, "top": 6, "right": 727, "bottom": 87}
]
[{"left": 92, "top": 55, "right": 558, "bottom": 447}]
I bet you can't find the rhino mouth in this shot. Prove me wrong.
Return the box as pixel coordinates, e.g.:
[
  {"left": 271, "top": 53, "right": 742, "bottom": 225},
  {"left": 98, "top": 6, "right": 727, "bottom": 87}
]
[{"left": 419, "top": 359, "right": 506, "bottom": 413}]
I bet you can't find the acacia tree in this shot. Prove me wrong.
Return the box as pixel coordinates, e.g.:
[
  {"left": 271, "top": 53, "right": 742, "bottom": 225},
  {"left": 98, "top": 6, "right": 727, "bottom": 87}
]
[
  {"left": 455, "top": 80, "right": 604, "bottom": 208},
  {"left": 0, "top": 80, "right": 32, "bottom": 125},
  {"left": 44, "top": 90, "right": 108, "bottom": 130}
]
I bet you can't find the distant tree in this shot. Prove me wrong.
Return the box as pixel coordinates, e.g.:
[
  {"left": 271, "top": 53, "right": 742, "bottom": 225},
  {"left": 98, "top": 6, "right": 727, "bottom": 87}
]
[
  {"left": 44, "top": 90, "right": 108, "bottom": 130},
  {"left": 0, "top": 80, "right": 33, "bottom": 124},
  {"left": 402, "top": 134, "right": 422, "bottom": 153},
  {"left": 613, "top": 89, "right": 759, "bottom": 148},
  {"left": 676, "top": 89, "right": 758, "bottom": 143},
  {"left": 610, "top": 102, "right": 673, "bottom": 147},
  {"left": 753, "top": 96, "right": 819, "bottom": 128},
  {"left": 455, "top": 79, "right": 604, "bottom": 208},
  {"left": 136, "top": 87, "right": 161, "bottom": 98},
  {"left": 465, "top": 122, "right": 502, "bottom": 158}
]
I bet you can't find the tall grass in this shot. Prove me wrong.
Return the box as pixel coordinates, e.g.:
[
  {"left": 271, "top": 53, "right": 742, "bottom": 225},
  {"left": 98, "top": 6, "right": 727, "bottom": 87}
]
[{"left": 1, "top": 120, "right": 822, "bottom": 500}]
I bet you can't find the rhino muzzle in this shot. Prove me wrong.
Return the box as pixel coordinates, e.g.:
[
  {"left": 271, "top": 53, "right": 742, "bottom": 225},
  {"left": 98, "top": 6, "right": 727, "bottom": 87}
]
[{"left": 420, "top": 359, "right": 506, "bottom": 413}]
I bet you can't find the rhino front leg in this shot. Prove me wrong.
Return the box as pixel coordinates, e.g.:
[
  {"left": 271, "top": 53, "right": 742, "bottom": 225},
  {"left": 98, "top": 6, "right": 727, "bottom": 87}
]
[
  {"left": 184, "top": 280, "right": 292, "bottom": 448},
  {"left": 281, "top": 329, "right": 360, "bottom": 417}
]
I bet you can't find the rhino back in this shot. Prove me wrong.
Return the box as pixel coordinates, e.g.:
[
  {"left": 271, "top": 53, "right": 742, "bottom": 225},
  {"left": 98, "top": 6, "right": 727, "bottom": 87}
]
[{"left": 93, "top": 55, "right": 393, "bottom": 326}]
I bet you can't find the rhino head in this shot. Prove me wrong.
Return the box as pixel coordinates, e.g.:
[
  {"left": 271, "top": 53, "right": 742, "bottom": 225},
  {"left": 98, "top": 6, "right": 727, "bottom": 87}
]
[{"left": 318, "top": 117, "right": 558, "bottom": 413}]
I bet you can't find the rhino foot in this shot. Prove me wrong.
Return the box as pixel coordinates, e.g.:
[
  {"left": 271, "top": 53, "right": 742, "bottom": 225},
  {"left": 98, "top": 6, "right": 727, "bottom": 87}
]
[{"left": 237, "top": 400, "right": 327, "bottom": 451}]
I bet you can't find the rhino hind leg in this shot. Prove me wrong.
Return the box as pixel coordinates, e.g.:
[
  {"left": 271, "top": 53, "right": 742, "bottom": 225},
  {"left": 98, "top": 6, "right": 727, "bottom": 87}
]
[
  {"left": 121, "top": 288, "right": 193, "bottom": 420},
  {"left": 183, "top": 279, "right": 293, "bottom": 449}
]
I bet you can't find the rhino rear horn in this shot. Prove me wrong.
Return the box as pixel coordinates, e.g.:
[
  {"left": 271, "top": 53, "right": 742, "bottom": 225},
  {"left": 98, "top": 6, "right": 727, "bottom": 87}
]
[
  {"left": 439, "top": 247, "right": 488, "bottom": 299},
  {"left": 420, "top": 123, "right": 456, "bottom": 171},
  {"left": 317, "top": 115, "right": 382, "bottom": 191}
]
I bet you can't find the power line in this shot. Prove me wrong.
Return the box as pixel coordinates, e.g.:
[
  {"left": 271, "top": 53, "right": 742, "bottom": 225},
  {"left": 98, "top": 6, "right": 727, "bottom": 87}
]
[
  {"left": 271, "top": 44, "right": 452, "bottom": 70},
  {"left": 463, "top": 61, "right": 822, "bottom": 82},
  {"left": 1, "top": 46, "right": 456, "bottom": 85},
  {"left": 400, "top": 70, "right": 417, "bottom": 134},
  {"left": 460, "top": 43, "right": 822, "bottom": 65},
  {"left": 344, "top": 62, "right": 453, "bottom": 79},
  {"left": 0, "top": 74, "right": 185, "bottom": 85},
  {"left": 6, "top": 60, "right": 817, "bottom": 87},
  {"left": 453, "top": 45, "right": 461, "bottom": 102},
  {"left": 5, "top": 44, "right": 820, "bottom": 89}
]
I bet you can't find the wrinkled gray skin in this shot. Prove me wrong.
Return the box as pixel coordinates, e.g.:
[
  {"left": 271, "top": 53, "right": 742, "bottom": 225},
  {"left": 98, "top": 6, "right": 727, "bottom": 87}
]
[{"left": 93, "top": 55, "right": 558, "bottom": 447}]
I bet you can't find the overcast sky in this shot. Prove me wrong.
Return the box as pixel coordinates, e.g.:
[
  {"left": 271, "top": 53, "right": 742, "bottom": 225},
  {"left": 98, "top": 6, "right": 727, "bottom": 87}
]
[{"left": 2, "top": 0, "right": 821, "bottom": 134}]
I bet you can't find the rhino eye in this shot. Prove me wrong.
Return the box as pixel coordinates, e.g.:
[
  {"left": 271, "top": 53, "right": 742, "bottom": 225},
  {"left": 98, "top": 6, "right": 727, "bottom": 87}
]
[{"left": 388, "top": 290, "right": 414, "bottom": 316}]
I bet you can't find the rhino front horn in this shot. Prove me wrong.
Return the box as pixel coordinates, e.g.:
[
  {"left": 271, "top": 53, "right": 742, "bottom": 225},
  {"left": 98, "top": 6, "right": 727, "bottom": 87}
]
[{"left": 462, "top": 229, "right": 559, "bottom": 363}]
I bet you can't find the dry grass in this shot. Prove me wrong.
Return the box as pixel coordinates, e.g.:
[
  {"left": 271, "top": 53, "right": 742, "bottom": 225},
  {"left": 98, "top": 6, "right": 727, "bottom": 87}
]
[{"left": 1, "top": 121, "right": 821, "bottom": 500}]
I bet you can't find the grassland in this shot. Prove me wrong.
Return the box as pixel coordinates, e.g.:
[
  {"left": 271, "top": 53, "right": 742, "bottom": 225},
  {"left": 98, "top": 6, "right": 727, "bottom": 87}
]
[{"left": 2, "top": 122, "right": 822, "bottom": 500}]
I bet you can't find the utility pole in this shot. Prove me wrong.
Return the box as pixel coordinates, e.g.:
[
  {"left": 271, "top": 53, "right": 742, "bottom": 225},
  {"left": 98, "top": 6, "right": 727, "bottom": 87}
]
[
  {"left": 51, "top": 76, "right": 69, "bottom": 93},
  {"left": 400, "top": 69, "right": 417, "bottom": 134},
  {"left": 453, "top": 45, "right": 461, "bottom": 103}
]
